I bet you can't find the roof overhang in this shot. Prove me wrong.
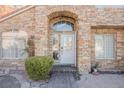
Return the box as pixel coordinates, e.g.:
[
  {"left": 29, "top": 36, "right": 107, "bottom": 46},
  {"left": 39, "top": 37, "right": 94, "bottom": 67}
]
[{"left": 0, "top": 5, "right": 35, "bottom": 23}]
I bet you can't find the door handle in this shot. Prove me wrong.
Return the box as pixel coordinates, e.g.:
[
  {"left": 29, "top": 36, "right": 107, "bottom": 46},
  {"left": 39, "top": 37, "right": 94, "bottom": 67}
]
[
  {"left": 61, "top": 47, "right": 63, "bottom": 49},
  {"left": 60, "top": 47, "right": 63, "bottom": 55}
]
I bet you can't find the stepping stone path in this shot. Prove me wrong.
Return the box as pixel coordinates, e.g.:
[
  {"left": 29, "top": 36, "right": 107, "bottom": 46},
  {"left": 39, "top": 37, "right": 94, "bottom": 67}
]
[{"left": 0, "top": 75, "right": 21, "bottom": 88}]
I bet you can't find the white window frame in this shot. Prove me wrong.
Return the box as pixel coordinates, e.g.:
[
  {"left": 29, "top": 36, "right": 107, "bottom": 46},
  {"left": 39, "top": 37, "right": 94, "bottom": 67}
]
[
  {"left": 95, "top": 34, "right": 116, "bottom": 60},
  {"left": 0, "top": 31, "right": 27, "bottom": 60}
]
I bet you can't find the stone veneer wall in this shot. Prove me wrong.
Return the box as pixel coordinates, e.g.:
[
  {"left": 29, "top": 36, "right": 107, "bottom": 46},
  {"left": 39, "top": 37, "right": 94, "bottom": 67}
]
[
  {"left": 0, "top": 7, "right": 36, "bottom": 74},
  {"left": 34, "top": 6, "right": 96, "bottom": 74},
  {"left": 91, "top": 28, "right": 124, "bottom": 70},
  {"left": 0, "top": 60, "right": 25, "bottom": 74},
  {"left": 0, "top": 6, "right": 124, "bottom": 74}
]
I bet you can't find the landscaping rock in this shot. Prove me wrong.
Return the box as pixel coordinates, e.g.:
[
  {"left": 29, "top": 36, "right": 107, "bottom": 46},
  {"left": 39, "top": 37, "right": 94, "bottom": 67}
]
[{"left": 0, "top": 75, "right": 21, "bottom": 88}]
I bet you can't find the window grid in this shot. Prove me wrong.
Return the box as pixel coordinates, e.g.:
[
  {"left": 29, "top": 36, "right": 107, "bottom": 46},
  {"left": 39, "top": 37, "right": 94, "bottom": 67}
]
[
  {"left": 0, "top": 31, "right": 27, "bottom": 59},
  {"left": 95, "top": 34, "right": 115, "bottom": 59},
  {"left": 52, "top": 21, "right": 74, "bottom": 31}
]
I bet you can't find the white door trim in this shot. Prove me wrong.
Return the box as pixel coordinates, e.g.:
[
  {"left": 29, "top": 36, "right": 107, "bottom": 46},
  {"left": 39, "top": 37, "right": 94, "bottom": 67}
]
[
  {"left": 61, "top": 33, "right": 76, "bottom": 65},
  {"left": 53, "top": 32, "right": 76, "bottom": 65}
]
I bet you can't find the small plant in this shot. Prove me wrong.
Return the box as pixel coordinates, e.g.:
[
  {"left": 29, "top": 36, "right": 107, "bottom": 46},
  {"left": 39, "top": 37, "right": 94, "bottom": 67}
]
[
  {"left": 25, "top": 56, "right": 54, "bottom": 81},
  {"left": 93, "top": 63, "right": 99, "bottom": 69},
  {"left": 91, "top": 63, "right": 99, "bottom": 74}
]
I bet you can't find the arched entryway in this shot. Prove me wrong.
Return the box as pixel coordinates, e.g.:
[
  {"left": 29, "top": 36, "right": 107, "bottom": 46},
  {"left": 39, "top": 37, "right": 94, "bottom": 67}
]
[{"left": 48, "top": 11, "right": 78, "bottom": 66}]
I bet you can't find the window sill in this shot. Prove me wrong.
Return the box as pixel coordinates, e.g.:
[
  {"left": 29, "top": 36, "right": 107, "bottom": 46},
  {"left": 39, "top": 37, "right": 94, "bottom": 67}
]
[
  {"left": 95, "top": 58, "right": 116, "bottom": 61},
  {"left": 0, "top": 59, "right": 26, "bottom": 61}
]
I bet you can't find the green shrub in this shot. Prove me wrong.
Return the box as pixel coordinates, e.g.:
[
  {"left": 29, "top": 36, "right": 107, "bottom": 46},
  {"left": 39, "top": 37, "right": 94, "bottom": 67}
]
[{"left": 25, "top": 56, "right": 54, "bottom": 81}]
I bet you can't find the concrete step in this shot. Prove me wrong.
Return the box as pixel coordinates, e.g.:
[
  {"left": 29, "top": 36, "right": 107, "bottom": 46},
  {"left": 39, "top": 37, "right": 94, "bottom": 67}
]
[
  {"left": 51, "top": 65, "right": 81, "bottom": 80},
  {"left": 52, "top": 65, "right": 77, "bottom": 73}
]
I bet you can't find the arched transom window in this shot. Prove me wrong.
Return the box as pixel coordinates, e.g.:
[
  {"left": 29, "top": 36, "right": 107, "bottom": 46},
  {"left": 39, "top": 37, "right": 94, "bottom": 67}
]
[{"left": 52, "top": 21, "right": 74, "bottom": 31}]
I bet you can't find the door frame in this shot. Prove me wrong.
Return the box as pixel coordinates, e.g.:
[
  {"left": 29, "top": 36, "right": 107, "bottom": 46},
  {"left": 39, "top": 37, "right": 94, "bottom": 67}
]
[{"left": 52, "top": 31, "right": 76, "bottom": 66}]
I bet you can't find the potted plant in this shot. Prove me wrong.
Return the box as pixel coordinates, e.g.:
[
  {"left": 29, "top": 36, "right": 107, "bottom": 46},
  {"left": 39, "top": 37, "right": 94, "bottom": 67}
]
[{"left": 91, "top": 63, "right": 99, "bottom": 75}]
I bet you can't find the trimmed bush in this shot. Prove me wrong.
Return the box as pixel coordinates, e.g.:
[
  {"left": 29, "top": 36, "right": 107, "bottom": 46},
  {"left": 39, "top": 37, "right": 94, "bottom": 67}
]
[{"left": 25, "top": 56, "right": 54, "bottom": 81}]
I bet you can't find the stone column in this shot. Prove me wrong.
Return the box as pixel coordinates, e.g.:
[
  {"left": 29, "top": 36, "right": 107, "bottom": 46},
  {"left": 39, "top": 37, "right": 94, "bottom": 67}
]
[{"left": 77, "top": 22, "right": 91, "bottom": 74}]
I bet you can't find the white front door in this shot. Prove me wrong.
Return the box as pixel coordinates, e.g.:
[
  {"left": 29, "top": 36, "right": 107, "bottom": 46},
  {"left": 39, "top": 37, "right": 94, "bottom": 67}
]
[{"left": 60, "top": 34, "right": 76, "bottom": 64}]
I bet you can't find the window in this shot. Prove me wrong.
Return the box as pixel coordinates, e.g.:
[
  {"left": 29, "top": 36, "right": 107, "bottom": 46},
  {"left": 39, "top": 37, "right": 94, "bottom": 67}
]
[
  {"left": 0, "top": 31, "right": 27, "bottom": 59},
  {"left": 95, "top": 34, "right": 115, "bottom": 59},
  {"left": 52, "top": 21, "right": 74, "bottom": 31},
  {"left": 63, "top": 36, "right": 73, "bottom": 50},
  {"left": 96, "top": 5, "right": 124, "bottom": 9}
]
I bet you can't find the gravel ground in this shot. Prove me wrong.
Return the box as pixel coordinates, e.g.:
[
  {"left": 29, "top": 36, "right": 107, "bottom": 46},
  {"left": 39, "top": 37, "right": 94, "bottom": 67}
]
[
  {"left": 0, "top": 75, "right": 21, "bottom": 88},
  {"left": 76, "top": 74, "right": 124, "bottom": 88},
  {"left": 0, "top": 73, "right": 124, "bottom": 88}
]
